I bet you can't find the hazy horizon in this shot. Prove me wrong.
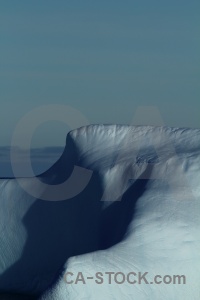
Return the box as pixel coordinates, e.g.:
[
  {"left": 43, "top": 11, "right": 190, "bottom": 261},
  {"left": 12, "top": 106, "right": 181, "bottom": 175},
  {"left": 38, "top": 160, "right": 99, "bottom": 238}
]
[{"left": 1, "top": 0, "right": 200, "bottom": 148}]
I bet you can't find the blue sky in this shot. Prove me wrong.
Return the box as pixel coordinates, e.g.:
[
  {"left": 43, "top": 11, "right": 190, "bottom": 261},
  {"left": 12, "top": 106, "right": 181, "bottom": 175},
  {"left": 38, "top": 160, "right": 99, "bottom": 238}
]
[{"left": 1, "top": 0, "right": 200, "bottom": 148}]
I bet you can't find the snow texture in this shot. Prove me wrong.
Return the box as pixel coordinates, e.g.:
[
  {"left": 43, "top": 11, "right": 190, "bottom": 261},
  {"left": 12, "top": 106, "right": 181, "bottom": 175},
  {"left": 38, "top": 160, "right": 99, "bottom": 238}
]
[{"left": 0, "top": 125, "right": 200, "bottom": 300}]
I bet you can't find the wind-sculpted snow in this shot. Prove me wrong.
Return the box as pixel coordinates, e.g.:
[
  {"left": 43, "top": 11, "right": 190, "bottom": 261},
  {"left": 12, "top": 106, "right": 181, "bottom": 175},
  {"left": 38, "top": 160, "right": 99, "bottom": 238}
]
[{"left": 0, "top": 125, "right": 200, "bottom": 299}]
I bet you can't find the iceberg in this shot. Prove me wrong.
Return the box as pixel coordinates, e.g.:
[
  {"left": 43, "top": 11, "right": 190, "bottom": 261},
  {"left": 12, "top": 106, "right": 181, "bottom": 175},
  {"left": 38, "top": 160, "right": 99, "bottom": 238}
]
[{"left": 0, "top": 125, "right": 200, "bottom": 299}]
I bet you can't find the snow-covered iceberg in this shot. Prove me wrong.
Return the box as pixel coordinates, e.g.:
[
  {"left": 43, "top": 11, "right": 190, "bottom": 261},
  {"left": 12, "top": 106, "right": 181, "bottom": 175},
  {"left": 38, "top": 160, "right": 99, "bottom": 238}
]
[{"left": 0, "top": 125, "right": 200, "bottom": 299}]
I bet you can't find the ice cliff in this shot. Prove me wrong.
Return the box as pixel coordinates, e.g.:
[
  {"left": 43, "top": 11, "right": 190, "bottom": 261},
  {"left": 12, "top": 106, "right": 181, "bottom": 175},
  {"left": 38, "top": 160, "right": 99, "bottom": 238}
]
[{"left": 0, "top": 125, "right": 200, "bottom": 300}]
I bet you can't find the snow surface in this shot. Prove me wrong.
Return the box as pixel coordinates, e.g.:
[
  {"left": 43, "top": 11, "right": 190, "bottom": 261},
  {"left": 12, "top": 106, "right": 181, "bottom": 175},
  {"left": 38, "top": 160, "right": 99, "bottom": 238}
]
[{"left": 0, "top": 125, "right": 200, "bottom": 299}]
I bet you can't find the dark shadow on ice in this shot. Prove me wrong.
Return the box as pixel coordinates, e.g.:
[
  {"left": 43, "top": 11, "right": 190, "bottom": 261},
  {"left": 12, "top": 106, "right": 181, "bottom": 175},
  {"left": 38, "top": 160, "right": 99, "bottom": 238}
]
[
  {"left": 98, "top": 163, "right": 153, "bottom": 249},
  {"left": 0, "top": 132, "right": 153, "bottom": 299},
  {"left": 0, "top": 176, "right": 103, "bottom": 298},
  {"left": 0, "top": 293, "right": 36, "bottom": 300}
]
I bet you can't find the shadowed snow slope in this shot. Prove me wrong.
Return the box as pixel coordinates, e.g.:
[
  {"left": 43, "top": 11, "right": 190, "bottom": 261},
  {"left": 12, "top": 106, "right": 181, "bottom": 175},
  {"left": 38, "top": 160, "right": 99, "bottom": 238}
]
[{"left": 0, "top": 125, "right": 200, "bottom": 300}]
